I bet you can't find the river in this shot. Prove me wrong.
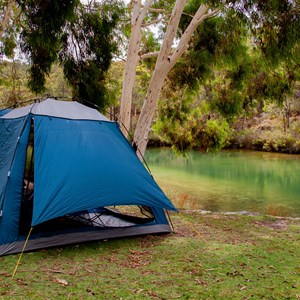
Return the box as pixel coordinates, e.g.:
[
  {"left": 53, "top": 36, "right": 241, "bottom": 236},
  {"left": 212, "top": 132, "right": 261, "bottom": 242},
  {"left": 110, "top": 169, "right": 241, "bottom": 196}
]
[{"left": 145, "top": 148, "right": 300, "bottom": 217}]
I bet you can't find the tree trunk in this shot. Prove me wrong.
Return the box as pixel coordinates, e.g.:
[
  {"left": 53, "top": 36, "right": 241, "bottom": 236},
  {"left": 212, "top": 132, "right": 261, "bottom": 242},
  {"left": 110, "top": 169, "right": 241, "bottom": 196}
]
[
  {"left": 119, "top": 0, "right": 218, "bottom": 158},
  {"left": 134, "top": 67, "right": 168, "bottom": 157},
  {"left": 133, "top": 2, "right": 217, "bottom": 158},
  {"left": 119, "top": 0, "right": 154, "bottom": 136},
  {"left": 0, "top": 0, "right": 15, "bottom": 39}
]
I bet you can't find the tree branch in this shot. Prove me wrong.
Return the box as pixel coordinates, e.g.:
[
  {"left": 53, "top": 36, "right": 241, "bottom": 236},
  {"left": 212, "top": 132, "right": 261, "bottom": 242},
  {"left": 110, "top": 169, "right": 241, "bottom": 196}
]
[
  {"left": 141, "top": 15, "right": 170, "bottom": 27},
  {"left": 168, "top": 5, "right": 220, "bottom": 70},
  {"left": 139, "top": 51, "right": 159, "bottom": 60},
  {"left": 147, "top": 7, "right": 167, "bottom": 14},
  {"left": 139, "top": 0, "right": 154, "bottom": 24},
  {"left": 203, "top": 8, "right": 220, "bottom": 20},
  {"left": 158, "top": 0, "right": 188, "bottom": 64},
  {"left": 0, "top": 0, "right": 15, "bottom": 39}
]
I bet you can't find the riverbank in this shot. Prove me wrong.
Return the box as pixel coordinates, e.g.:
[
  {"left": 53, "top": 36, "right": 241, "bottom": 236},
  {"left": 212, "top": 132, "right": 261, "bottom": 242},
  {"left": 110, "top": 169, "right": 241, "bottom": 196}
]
[
  {"left": 149, "top": 103, "right": 300, "bottom": 154},
  {"left": 0, "top": 211, "right": 299, "bottom": 299}
]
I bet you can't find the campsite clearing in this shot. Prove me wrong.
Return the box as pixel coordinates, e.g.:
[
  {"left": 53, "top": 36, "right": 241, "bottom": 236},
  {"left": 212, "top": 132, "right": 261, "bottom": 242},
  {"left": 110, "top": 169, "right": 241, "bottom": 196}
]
[{"left": 0, "top": 212, "right": 299, "bottom": 299}]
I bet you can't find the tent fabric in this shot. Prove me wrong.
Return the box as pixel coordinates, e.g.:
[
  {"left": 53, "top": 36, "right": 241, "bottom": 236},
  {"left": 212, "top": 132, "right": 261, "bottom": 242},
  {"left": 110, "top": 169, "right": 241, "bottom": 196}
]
[
  {"left": 1, "top": 99, "right": 109, "bottom": 121},
  {"left": 32, "top": 99, "right": 109, "bottom": 121},
  {"left": 0, "top": 116, "right": 31, "bottom": 244},
  {"left": 33, "top": 115, "right": 176, "bottom": 226},
  {"left": 1, "top": 104, "right": 35, "bottom": 119},
  {"left": 0, "top": 109, "right": 12, "bottom": 117},
  {"left": 0, "top": 98, "right": 176, "bottom": 255},
  {"left": 0, "top": 224, "right": 171, "bottom": 256},
  {"left": 0, "top": 116, "right": 29, "bottom": 210}
]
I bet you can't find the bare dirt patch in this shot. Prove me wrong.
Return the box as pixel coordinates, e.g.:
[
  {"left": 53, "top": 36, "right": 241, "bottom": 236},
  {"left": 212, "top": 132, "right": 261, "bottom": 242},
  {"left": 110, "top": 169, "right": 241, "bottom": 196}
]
[{"left": 253, "top": 219, "right": 289, "bottom": 230}]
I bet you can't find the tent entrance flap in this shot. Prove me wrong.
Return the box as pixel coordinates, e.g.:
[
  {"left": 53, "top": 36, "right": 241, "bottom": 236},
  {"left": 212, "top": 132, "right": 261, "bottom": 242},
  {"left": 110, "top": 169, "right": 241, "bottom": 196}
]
[{"left": 19, "top": 120, "right": 34, "bottom": 235}]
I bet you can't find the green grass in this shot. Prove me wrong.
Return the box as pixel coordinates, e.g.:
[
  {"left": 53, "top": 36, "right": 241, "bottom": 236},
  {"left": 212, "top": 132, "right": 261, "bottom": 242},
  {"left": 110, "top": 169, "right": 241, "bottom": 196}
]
[{"left": 0, "top": 212, "right": 299, "bottom": 299}]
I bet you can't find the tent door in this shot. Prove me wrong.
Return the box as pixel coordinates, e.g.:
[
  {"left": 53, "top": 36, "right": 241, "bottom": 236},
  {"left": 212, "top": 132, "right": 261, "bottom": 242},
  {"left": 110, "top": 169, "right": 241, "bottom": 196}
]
[{"left": 19, "top": 121, "right": 34, "bottom": 235}]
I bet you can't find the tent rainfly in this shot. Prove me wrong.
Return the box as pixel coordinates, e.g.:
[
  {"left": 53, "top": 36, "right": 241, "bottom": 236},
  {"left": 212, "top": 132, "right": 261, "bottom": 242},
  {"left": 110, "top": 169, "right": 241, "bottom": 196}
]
[{"left": 0, "top": 98, "right": 176, "bottom": 256}]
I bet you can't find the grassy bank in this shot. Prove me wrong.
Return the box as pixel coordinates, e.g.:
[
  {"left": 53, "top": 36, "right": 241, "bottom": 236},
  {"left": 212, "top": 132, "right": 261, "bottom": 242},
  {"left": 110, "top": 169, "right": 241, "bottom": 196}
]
[{"left": 0, "top": 212, "right": 299, "bottom": 299}]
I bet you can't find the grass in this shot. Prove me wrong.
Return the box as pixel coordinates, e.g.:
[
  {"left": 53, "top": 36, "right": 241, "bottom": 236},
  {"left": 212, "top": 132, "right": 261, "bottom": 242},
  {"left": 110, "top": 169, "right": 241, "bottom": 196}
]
[{"left": 0, "top": 212, "right": 300, "bottom": 299}]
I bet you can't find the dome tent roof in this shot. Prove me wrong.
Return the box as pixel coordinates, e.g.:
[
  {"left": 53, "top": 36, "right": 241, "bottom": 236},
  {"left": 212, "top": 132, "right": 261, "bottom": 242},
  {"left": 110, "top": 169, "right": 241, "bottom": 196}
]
[{"left": 1, "top": 98, "right": 110, "bottom": 121}]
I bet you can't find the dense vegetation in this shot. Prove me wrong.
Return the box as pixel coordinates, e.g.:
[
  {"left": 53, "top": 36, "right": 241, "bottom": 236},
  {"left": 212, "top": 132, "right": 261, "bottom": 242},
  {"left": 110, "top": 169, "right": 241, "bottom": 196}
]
[
  {"left": 150, "top": 0, "right": 300, "bottom": 154},
  {"left": 1, "top": 59, "right": 300, "bottom": 153},
  {"left": 0, "top": 0, "right": 299, "bottom": 153},
  {"left": 0, "top": 0, "right": 124, "bottom": 110}
]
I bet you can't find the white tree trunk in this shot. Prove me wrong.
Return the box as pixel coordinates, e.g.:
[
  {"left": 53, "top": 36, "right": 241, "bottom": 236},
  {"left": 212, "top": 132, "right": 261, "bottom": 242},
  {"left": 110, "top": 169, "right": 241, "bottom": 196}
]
[
  {"left": 134, "top": 3, "right": 218, "bottom": 158},
  {"left": 120, "top": 0, "right": 219, "bottom": 158},
  {"left": 133, "top": 68, "right": 168, "bottom": 157},
  {"left": 0, "top": 0, "right": 15, "bottom": 39},
  {"left": 119, "top": 0, "right": 154, "bottom": 136}
]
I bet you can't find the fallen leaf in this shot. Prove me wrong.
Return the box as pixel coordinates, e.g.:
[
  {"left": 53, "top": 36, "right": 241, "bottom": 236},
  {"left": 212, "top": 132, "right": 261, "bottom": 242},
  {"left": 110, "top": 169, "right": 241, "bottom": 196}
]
[{"left": 54, "top": 278, "right": 68, "bottom": 286}]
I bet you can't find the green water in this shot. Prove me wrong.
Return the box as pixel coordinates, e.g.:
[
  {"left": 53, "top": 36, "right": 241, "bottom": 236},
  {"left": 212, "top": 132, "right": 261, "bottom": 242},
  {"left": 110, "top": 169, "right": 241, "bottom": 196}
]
[{"left": 145, "top": 148, "right": 300, "bottom": 217}]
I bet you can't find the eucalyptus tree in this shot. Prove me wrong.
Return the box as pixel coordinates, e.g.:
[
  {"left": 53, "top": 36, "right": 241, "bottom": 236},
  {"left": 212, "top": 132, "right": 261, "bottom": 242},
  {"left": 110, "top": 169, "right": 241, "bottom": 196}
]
[
  {"left": 1, "top": 0, "right": 124, "bottom": 110},
  {"left": 120, "top": 0, "right": 300, "bottom": 156}
]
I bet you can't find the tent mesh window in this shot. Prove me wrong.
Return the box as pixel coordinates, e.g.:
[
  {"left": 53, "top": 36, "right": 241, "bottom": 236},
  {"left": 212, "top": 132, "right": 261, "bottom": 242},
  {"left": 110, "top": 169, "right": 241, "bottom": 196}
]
[
  {"left": 67, "top": 206, "right": 155, "bottom": 227},
  {"left": 27, "top": 206, "right": 155, "bottom": 234}
]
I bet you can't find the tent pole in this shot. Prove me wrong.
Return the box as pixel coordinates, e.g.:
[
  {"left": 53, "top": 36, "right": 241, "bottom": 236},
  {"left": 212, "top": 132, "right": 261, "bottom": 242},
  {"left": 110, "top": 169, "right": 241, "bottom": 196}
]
[
  {"left": 165, "top": 209, "right": 175, "bottom": 233},
  {"left": 0, "top": 97, "right": 42, "bottom": 112},
  {"left": 12, "top": 227, "right": 33, "bottom": 278}
]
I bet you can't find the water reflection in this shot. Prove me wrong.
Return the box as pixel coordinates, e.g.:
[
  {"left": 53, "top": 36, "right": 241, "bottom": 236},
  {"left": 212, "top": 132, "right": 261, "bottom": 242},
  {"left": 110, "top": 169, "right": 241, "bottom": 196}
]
[{"left": 145, "top": 148, "right": 300, "bottom": 217}]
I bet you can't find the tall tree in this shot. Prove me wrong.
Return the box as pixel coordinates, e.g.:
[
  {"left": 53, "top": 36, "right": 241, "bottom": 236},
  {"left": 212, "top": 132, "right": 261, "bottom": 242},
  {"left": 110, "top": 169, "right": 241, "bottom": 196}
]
[
  {"left": 120, "top": 0, "right": 219, "bottom": 157},
  {"left": 18, "top": 0, "right": 80, "bottom": 94},
  {"left": 11, "top": 0, "right": 123, "bottom": 110},
  {"left": 60, "top": 1, "right": 123, "bottom": 109},
  {"left": 120, "top": 0, "right": 300, "bottom": 157}
]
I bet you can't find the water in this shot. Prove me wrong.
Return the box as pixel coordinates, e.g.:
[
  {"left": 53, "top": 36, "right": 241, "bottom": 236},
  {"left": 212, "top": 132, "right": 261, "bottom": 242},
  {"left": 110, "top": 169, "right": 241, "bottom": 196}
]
[{"left": 145, "top": 148, "right": 300, "bottom": 217}]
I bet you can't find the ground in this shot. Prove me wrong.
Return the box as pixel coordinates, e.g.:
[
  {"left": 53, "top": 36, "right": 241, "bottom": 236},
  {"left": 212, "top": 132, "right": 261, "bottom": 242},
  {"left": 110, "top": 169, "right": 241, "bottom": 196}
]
[{"left": 0, "top": 211, "right": 299, "bottom": 299}]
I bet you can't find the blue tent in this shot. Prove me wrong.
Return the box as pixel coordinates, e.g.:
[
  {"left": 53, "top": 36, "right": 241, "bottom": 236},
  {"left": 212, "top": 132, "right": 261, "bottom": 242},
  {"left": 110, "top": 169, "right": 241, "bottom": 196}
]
[
  {"left": 0, "top": 99, "right": 176, "bottom": 256},
  {"left": 0, "top": 108, "right": 12, "bottom": 117}
]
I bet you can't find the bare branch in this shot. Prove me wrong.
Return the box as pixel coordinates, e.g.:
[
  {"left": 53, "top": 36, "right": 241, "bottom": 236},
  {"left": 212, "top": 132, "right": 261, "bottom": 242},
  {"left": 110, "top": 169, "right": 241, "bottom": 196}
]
[
  {"left": 141, "top": 14, "right": 170, "bottom": 27},
  {"left": 203, "top": 8, "right": 220, "bottom": 20},
  {"left": 168, "top": 5, "right": 220, "bottom": 69},
  {"left": 139, "top": 51, "right": 159, "bottom": 60},
  {"left": 181, "top": 11, "right": 195, "bottom": 18},
  {"left": 147, "top": 7, "right": 167, "bottom": 14},
  {"left": 158, "top": 0, "right": 188, "bottom": 64}
]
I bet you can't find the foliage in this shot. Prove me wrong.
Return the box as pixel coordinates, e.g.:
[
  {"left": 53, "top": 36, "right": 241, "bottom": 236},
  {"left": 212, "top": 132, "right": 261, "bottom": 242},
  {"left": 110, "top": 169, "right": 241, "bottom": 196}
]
[
  {"left": 229, "top": 97, "right": 300, "bottom": 154},
  {"left": 15, "top": 0, "right": 124, "bottom": 110},
  {"left": 60, "top": 1, "right": 124, "bottom": 110},
  {"left": 0, "top": 61, "right": 72, "bottom": 108},
  {"left": 199, "top": 119, "right": 230, "bottom": 151},
  {"left": 17, "top": 0, "right": 80, "bottom": 94},
  {"left": 104, "top": 61, "right": 125, "bottom": 107},
  {"left": 153, "top": 88, "right": 230, "bottom": 153},
  {"left": 153, "top": 0, "right": 300, "bottom": 153},
  {"left": 0, "top": 213, "right": 299, "bottom": 299},
  {"left": 169, "top": 0, "right": 299, "bottom": 106},
  {"left": 0, "top": 0, "right": 19, "bottom": 58}
]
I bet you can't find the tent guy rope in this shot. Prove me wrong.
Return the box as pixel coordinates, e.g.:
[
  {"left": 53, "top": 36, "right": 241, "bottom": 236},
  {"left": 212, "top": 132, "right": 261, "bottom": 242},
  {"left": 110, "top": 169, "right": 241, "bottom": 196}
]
[{"left": 12, "top": 227, "right": 33, "bottom": 278}]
